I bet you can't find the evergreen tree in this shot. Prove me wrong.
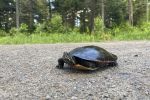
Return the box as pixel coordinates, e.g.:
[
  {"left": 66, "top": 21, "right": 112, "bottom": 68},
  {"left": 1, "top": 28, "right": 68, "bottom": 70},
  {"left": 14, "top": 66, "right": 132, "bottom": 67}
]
[{"left": 0, "top": 0, "right": 15, "bottom": 31}]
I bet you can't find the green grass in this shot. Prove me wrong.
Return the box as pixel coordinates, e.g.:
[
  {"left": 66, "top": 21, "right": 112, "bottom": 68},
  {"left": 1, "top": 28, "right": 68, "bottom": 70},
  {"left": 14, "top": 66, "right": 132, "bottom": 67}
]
[
  {"left": 114, "top": 31, "right": 150, "bottom": 40},
  {"left": 0, "top": 33, "right": 110, "bottom": 44},
  {"left": 0, "top": 31, "right": 149, "bottom": 44}
]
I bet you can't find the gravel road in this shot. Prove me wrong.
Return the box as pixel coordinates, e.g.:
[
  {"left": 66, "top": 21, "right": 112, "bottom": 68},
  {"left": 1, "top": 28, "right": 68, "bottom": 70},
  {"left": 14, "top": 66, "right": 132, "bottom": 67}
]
[{"left": 0, "top": 41, "right": 150, "bottom": 100}]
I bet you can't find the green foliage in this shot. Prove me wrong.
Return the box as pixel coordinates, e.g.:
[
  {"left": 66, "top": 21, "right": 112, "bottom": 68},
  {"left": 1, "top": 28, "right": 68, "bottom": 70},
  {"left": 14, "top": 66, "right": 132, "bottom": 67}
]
[
  {"left": 0, "top": 0, "right": 150, "bottom": 44},
  {"left": 19, "top": 23, "right": 29, "bottom": 33},
  {"left": 48, "top": 14, "right": 69, "bottom": 33},
  {"left": 0, "top": 0, "right": 15, "bottom": 30},
  {"left": 109, "top": 22, "right": 150, "bottom": 40},
  {"left": 139, "top": 22, "right": 150, "bottom": 33},
  {"left": 9, "top": 23, "right": 29, "bottom": 36},
  {"left": 94, "top": 17, "right": 103, "bottom": 34},
  {"left": 104, "top": 0, "right": 126, "bottom": 27},
  {"left": 110, "top": 23, "right": 135, "bottom": 35},
  {"left": 34, "top": 23, "right": 46, "bottom": 33},
  {"left": 0, "top": 26, "right": 150, "bottom": 44},
  {"left": 114, "top": 31, "right": 150, "bottom": 40},
  {"left": 35, "top": 14, "right": 72, "bottom": 34},
  {"left": 9, "top": 27, "right": 18, "bottom": 36},
  {"left": 0, "top": 29, "right": 7, "bottom": 36},
  {"left": 0, "top": 32, "right": 109, "bottom": 44}
]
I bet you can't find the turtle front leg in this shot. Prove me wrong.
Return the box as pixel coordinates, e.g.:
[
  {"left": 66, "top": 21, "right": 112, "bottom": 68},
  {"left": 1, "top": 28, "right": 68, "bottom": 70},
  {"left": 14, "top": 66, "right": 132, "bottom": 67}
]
[{"left": 56, "top": 58, "right": 64, "bottom": 69}]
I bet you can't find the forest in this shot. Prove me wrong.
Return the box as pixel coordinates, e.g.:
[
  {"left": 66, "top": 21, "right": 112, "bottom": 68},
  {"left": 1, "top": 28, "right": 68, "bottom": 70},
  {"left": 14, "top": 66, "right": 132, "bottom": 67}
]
[{"left": 0, "top": 0, "right": 150, "bottom": 44}]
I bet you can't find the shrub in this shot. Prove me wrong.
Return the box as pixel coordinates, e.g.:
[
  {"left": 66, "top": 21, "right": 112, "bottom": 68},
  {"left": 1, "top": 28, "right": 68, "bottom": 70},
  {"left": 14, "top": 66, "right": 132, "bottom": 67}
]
[
  {"left": 9, "top": 23, "right": 29, "bottom": 36},
  {"left": 0, "top": 29, "right": 7, "bottom": 36},
  {"left": 18, "top": 23, "right": 29, "bottom": 33},
  {"left": 9, "top": 27, "right": 18, "bottom": 36},
  {"left": 139, "top": 22, "right": 150, "bottom": 33},
  {"left": 94, "top": 17, "right": 103, "bottom": 34},
  {"left": 34, "top": 23, "right": 47, "bottom": 34},
  {"left": 35, "top": 14, "right": 72, "bottom": 34}
]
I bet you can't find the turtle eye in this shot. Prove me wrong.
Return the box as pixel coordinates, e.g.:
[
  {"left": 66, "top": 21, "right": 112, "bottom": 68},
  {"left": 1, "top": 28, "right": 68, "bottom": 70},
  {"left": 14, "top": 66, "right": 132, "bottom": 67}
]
[
  {"left": 64, "top": 55, "right": 68, "bottom": 60},
  {"left": 63, "top": 54, "right": 71, "bottom": 61}
]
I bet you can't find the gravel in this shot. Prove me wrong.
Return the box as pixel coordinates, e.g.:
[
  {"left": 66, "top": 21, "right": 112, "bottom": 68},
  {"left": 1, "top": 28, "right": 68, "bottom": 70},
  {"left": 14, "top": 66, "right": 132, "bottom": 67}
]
[{"left": 0, "top": 41, "right": 150, "bottom": 100}]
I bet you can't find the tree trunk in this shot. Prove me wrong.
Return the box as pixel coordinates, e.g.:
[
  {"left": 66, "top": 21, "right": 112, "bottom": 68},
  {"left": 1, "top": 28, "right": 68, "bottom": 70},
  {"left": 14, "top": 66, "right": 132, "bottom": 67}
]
[
  {"left": 48, "top": 0, "right": 52, "bottom": 21},
  {"left": 147, "top": 0, "right": 150, "bottom": 22},
  {"left": 16, "top": 0, "right": 19, "bottom": 28},
  {"left": 89, "top": 0, "right": 96, "bottom": 33},
  {"left": 101, "top": 0, "right": 105, "bottom": 31},
  {"left": 70, "top": 11, "right": 76, "bottom": 29},
  {"left": 80, "top": 9, "right": 87, "bottom": 33},
  {"left": 29, "top": 0, "right": 34, "bottom": 31},
  {"left": 128, "top": 0, "right": 133, "bottom": 26}
]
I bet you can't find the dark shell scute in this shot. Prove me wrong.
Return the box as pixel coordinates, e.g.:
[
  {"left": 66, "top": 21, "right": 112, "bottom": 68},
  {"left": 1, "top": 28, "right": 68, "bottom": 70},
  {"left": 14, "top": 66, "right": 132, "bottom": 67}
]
[{"left": 69, "top": 46, "right": 115, "bottom": 61}]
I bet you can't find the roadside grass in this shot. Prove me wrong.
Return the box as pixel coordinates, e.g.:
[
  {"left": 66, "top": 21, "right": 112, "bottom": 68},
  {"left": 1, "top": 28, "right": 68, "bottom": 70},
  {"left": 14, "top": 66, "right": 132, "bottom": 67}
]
[
  {"left": 0, "top": 32, "right": 112, "bottom": 44},
  {"left": 0, "top": 31, "right": 149, "bottom": 44},
  {"left": 114, "top": 31, "right": 150, "bottom": 40}
]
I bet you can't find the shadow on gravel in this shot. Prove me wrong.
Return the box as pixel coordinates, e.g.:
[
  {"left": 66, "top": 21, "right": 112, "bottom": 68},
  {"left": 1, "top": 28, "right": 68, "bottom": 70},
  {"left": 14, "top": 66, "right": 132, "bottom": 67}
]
[{"left": 56, "top": 65, "right": 118, "bottom": 74}]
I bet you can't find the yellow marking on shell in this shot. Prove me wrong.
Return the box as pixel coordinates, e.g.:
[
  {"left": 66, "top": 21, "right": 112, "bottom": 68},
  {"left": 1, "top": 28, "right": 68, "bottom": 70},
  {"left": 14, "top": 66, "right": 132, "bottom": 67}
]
[{"left": 73, "top": 64, "right": 98, "bottom": 71}]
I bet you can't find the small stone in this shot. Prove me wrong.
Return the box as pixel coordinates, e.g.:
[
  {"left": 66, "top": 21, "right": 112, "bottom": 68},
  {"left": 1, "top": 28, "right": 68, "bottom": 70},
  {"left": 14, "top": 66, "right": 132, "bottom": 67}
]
[
  {"left": 89, "top": 80, "right": 95, "bottom": 83},
  {"left": 103, "top": 93, "right": 109, "bottom": 98},
  {"left": 124, "top": 60, "right": 127, "bottom": 62},
  {"left": 0, "top": 76, "right": 3, "bottom": 79},
  {"left": 145, "top": 90, "right": 150, "bottom": 95},
  {"left": 14, "top": 93, "right": 19, "bottom": 97},
  {"left": 134, "top": 54, "right": 138, "bottom": 57},
  {"left": 71, "top": 96, "right": 78, "bottom": 100},
  {"left": 54, "top": 95, "right": 58, "bottom": 98},
  {"left": 45, "top": 94, "right": 51, "bottom": 100},
  {"left": 88, "top": 93, "right": 93, "bottom": 96},
  {"left": 103, "top": 95, "right": 109, "bottom": 98},
  {"left": 104, "top": 76, "right": 108, "bottom": 79},
  {"left": 110, "top": 85, "right": 116, "bottom": 88},
  {"left": 73, "top": 87, "right": 77, "bottom": 89}
]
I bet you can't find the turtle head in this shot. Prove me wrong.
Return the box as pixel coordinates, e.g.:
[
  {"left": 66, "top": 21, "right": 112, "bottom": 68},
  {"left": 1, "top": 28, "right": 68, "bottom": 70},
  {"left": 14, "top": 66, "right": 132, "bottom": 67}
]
[{"left": 63, "top": 52, "right": 76, "bottom": 65}]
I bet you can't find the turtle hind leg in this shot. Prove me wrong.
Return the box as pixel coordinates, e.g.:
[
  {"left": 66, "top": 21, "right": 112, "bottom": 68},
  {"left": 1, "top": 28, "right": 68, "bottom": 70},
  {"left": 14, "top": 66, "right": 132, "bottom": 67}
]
[
  {"left": 56, "top": 58, "right": 64, "bottom": 69},
  {"left": 108, "top": 61, "right": 118, "bottom": 67}
]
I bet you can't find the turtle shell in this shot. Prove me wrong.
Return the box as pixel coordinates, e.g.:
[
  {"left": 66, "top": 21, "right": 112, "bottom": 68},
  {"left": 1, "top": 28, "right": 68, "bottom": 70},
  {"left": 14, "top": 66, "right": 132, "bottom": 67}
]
[
  {"left": 69, "top": 45, "right": 117, "bottom": 62},
  {"left": 65, "top": 45, "right": 118, "bottom": 70}
]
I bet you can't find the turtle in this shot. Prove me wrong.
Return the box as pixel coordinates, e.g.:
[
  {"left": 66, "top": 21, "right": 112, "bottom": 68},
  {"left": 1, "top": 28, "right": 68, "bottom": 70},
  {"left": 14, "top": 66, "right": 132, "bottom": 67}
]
[{"left": 56, "top": 45, "right": 117, "bottom": 70}]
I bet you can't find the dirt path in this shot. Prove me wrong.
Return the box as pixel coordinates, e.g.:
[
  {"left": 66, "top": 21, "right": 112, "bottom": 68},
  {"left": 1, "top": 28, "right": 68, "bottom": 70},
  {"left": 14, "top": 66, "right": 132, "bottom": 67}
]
[{"left": 0, "top": 41, "right": 150, "bottom": 100}]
